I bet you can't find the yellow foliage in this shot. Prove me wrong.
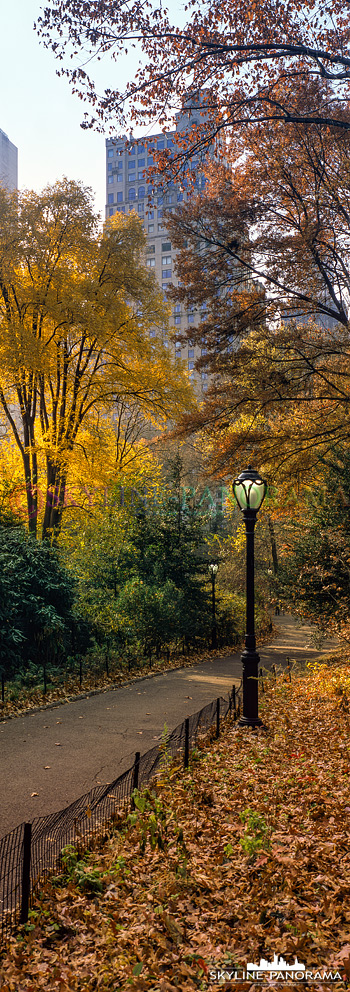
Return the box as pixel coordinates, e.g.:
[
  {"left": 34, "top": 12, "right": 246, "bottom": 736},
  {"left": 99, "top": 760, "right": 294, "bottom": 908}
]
[{"left": 0, "top": 182, "right": 195, "bottom": 538}]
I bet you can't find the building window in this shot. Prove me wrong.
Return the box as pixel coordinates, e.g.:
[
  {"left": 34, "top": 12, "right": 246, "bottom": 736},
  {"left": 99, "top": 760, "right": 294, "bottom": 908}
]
[
  {"left": 108, "top": 176, "right": 114, "bottom": 184},
  {"left": 158, "top": 210, "right": 163, "bottom": 218},
  {"left": 162, "top": 269, "right": 172, "bottom": 279},
  {"left": 118, "top": 161, "right": 123, "bottom": 170},
  {"left": 188, "top": 349, "right": 194, "bottom": 358},
  {"left": 146, "top": 258, "right": 156, "bottom": 267},
  {"left": 108, "top": 193, "right": 114, "bottom": 204},
  {"left": 128, "top": 173, "right": 135, "bottom": 182},
  {"left": 117, "top": 173, "right": 123, "bottom": 182},
  {"left": 109, "top": 208, "right": 114, "bottom": 217},
  {"left": 108, "top": 163, "right": 113, "bottom": 172},
  {"left": 188, "top": 312, "right": 195, "bottom": 324},
  {"left": 117, "top": 206, "right": 125, "bottom": 213},
  {"left": 138, "top": 202, "right": 144, "bottom": 213},
  {"left": 162, "top": 255, "right": 171, "bottom": 265},
  {"left": 174, "top": 304, "right": 180, "bottom": 313},
  {"left": 158, "top": 224, "right": 164, "bottom": 231},
  {"left": 138, "top": 186, "right": 145, "bottom": 198},
  {"left": 188, "top": 361, "right": 195, "bottom": 370},
  {"left": 150, "top": 329, "right": 156, "bottom": 338},
  {"left": 128, "top": 158, "right": 136, "bottom": 168},
  {"left": 148, "top": 209, "right": 154, "bottom": 219},
  {"left": 148, "top": 224, "right": 154, "bottom": 233},
  {"left": 174, "top": 315, "right": 181, "bottom": 325},
  {"left": 162, "top": 282, "right": 170, "bottom": 291},
  {"left": 177, "top": 193, "right": 183, "bottom": 203},
  {"left": 158, "top": 196, "right": 163, "bottom": 206},
  {"left": 128, "top": 188, "right": 136, "bottom": 201},
  {"left": 148, "top": 155, "right": 154, "bottom": 164},
  {"left": 167, "top": 138, "right": 174, "bottom": 149},
  {"left": 117, "top": 192, "right": 123, "bottom": 203},
  {"left": 108, "top": 149, "right": 114, "bottom": 158},
  {"left": 157, "top": 139, "right": 165, "bottom": 149},
  {"left": 147, "top": 244, "right": 155, "bottom": 253},
  {"left": 138, "top": 157, "right": 145, "bottom": 166},
  {"left": 162, "top": 242, "right": 171, "bottom": 252}
]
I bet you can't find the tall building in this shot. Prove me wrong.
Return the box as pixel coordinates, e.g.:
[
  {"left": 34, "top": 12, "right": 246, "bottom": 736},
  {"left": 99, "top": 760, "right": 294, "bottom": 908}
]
[
  {"left": 105, "top": 99, "right": 218, "bottom": 387},
  {"left": 0, "top": 129, "right": 18, "bottom": 193}
]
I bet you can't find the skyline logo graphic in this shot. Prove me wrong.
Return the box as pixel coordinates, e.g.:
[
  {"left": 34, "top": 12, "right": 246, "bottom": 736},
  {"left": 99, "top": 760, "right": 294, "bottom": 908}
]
[{"left": 209, "top": 951, "right": 344, "bottom": 983}]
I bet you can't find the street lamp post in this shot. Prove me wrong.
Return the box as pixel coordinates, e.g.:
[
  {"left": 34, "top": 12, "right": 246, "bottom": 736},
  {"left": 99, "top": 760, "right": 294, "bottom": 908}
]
[
  {"left": 208, "top": 563, "right": 218, "bottom": 649},
  {"left": 232, "top": 467, "right": 267, "bottom": 727}
]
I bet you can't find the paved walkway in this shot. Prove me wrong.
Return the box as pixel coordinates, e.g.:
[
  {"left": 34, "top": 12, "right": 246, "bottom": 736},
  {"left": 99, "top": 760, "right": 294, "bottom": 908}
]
[{"left": 0, "top": 615, "right": 340, "bottom": 838}]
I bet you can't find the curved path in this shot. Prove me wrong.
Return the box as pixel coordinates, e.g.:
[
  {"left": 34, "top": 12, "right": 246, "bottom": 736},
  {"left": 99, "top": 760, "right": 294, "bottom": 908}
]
[{"left": 0, "top": 615, "right": 339, "bottom": 838}]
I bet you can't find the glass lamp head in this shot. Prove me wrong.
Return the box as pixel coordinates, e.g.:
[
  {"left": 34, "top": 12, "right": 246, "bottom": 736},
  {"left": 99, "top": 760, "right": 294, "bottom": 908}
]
[
  {"left": 232, "top": 466, "right": 267, "bottom": 512},
  {"left": 208, "top": 563, "right": 218, "bottom": 575}
]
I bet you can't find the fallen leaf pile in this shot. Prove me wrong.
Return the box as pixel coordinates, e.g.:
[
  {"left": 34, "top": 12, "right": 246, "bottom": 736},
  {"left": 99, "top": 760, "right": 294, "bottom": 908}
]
[{"left": 1, "top": 658, "right": 349, "bottom": 991}]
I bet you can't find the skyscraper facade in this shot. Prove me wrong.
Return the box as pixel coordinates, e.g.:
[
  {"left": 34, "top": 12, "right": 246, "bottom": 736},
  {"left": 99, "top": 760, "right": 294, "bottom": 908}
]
[
  {"left": 105, "top": 101, "right": 216, "bottom": 386},
  {"left": 0, "top": 129, "right": 18, "bottom": 193}
]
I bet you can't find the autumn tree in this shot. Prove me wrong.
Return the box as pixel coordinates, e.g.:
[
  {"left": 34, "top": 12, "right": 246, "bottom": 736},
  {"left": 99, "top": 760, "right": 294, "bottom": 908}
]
[
  {"left": 278, "top": 447, "right": 350, "bottom": 635},
  {"left": 36, "top": 0, "right": 350, "bottom": 173},
  {"left": 0, "top": 181, "right": 193, "bottom": 540},
  {"left": 162, "top": 84, "right": 350, "bottom": 480}
]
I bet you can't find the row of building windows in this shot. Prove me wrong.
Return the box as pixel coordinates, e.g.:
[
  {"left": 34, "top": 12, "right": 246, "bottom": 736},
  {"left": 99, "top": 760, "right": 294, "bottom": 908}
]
[{"left": 107, "top": 137, "right": 175, "bottom": 159}]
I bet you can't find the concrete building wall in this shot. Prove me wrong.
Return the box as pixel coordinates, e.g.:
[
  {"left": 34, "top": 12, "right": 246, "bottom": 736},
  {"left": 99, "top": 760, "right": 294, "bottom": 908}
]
[
  {"left": 105, "top": 104, "right": 218, "bottom": 389},
  {"left": 0, "top": 129, "right": 18, "bottom": 193}
]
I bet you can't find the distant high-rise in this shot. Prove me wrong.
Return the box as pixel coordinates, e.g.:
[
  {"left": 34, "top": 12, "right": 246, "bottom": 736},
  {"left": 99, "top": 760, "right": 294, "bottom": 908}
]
[
  {"left": 105, "top": 96, "right": 222, "bottom": 387},
  {"left": 0, "top": 129, "right": 18, "bottom": 193}
]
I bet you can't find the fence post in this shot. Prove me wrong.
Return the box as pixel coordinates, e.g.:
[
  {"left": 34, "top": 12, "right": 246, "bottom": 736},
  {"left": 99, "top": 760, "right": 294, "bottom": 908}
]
[
  {"left": 184, "top": 718, "right": 189, "bottom": 769},
  {"left": 232, "top": 684, "right": 236, "bottom": 718},
  {"left": 131, "top": 751, "right": 140, "bottom": 809},
  {"left": 259, "top": 667, "right": 264, "bottom": 694},
  {"left": 216, "top": 698, "right": 220, "bottom": 739},
  {"left": 20, "top": 822, "right": 32, "bottom": 925}
]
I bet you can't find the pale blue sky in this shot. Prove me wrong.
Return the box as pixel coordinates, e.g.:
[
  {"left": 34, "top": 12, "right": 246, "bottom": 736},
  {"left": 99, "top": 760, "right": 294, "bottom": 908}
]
[{"left": 1, "top": 0, "right": 171, "bottom": 219}]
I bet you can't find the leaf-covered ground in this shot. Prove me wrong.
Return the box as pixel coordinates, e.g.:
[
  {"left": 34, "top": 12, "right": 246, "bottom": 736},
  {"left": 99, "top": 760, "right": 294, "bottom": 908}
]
[{"left": 1, "top": 659, "right": 350, "bottom": 991}]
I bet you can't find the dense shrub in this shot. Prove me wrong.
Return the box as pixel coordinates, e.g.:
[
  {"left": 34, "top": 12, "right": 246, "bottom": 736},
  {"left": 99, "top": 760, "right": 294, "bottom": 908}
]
[{"left": 0, "top": 528, "right": 88, "bottom": 687}]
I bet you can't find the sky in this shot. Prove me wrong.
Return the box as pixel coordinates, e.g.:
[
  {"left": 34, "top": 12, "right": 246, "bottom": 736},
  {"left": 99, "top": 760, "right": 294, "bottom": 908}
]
[{"left": 0, "top": 0, "right": 148, "bottom": 220}]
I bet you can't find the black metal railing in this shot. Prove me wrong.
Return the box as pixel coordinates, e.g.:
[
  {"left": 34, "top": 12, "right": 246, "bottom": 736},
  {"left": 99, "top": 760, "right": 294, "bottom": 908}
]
[{"left": 0, "top": 682, "right": 242, "bottom": 941}]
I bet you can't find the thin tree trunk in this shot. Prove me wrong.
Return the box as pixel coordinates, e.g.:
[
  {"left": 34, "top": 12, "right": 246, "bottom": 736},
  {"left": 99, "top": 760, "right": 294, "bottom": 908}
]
[
  {"left": 22, "top": 451, "right": 37, "bottom": 536},
  {"left": 267, "top": 515, "right": 278, "bottom": 574}
]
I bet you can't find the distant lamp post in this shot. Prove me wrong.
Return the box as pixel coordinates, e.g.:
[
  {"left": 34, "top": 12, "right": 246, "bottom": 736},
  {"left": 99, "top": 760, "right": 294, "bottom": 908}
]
[
  {"left": 267, "top": 568, "right": 273, "bottom": 602},
  {"left": 233, "top": 467, "right": 267, "bottom": 727},
  {"left": 208, "top": 563, "right": 218, "bottom": 650}
]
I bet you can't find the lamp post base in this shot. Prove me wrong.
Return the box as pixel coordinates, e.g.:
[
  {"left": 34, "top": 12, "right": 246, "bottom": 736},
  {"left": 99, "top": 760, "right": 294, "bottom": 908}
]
[{"left": 238, "top": 714, "right": 263, "bottom": 728}]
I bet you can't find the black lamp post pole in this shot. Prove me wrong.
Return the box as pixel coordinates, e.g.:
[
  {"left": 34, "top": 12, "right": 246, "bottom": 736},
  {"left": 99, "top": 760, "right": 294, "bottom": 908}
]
[
  {"left": 211, "top": 571, "right": 217, "bottom": 650},
  {"left": 240, "top": 507, "right": 262, "bottom": 727}
]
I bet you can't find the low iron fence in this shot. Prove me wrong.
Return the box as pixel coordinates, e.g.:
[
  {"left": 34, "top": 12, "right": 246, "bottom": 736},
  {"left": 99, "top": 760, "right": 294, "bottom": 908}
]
[{"left": 0, "top": 682, "right": 242, "bottom": 942}]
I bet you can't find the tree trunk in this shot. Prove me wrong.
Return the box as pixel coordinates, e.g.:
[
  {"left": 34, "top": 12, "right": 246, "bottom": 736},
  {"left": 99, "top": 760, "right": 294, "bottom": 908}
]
[
  {"left": 22, "top": 451, "right": 37, "bottom": 536},
  {"left": 42, "top": 460, "right": 68, "bottom": 541},
  {"left": 267, "top": 515, "right": 278, "bottom": 574}
]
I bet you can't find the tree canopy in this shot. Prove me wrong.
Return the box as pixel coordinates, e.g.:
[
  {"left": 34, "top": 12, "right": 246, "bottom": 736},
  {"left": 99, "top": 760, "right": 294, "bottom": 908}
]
[
  {"left": 163, "top": 85, "right": 350, "bottom": 480},
  {"left": 36, "top": 0, "right": 350, "bottom": 172},
  {"left": 0, "top": 180, "right": 193, "bottom": 539}
]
